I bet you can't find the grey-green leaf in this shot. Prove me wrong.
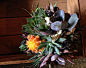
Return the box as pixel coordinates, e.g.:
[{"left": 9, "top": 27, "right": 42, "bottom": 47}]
[
  {"left": 49, "top": 48, "right": 53, "bottom": 54},
  {"left": 58, "top": 38, "right": 66, "bottom": 42},
  {"left": 53, "top": 2, "right": 57, "bottom": 7},
  {"left": 49, "top": 43, "right": 54, "bottom": 47},
  {"left": 47, "top": 36, "right": 52, "bottom": 42},
  {"left": 52, "top": 42, "right": 62, "bottom": 48},
  {"left": 19, "top": 44, "right": 27, "bottom": 52},
  {"left": 41, "top": 48, "right": 46, "bottom": 56},
  {"left": 37, "top": 44, "right": 47, "bottom": 50},
  {"left": 54, "top": 46, "right": 60, "bottom": 55},
  {"left": 38, "top": 42, "right": 48, "bottom": 50},
  {"left": 49, "top": 46, "right": 53, "bottom": 54},
  {"left": 68, "top": 13, "right": 79, "bottom": 31}
]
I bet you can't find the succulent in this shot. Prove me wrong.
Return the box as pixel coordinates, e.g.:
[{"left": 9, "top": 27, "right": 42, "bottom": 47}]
[{"left": 19, "top": 2, "right": 79, "bottom": 68}]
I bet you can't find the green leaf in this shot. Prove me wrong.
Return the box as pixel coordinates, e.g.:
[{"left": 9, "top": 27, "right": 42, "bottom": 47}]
[
  {"left": 37, "top": 43, "right": 47, "bottom": 50},
  {"left": 36, "top": 2, "right": 39, "bottom": 8},
  {"left": 53, "top": 2, "right": 57, "bottom": 7},
  {"left": 54, "top": 46, "right": 60, "bottom": 55},
  {"left": 49, "top": 47, "right": 53, "bottom": 54},
  {"left": 52, "top": 42, "right": 62, "bottom": 48},
  {"left": 35, "top": 8, "right": 39, "bottom": 12},
  {"left": 34, "top": 57, "right": 41, "bottom": 62},
  {"left": 31, "top": 9, "right": 35, "bottom": 16},
  {"left": 22, "top": 24, "right": 34, "bottom": 34},
  {"left": 58, "top": 38, "right": 66, "bottom": 42},
  {"left": 41, "top": 48, "right": 46, "bottom": 56},
  {"left": 19, "top": 44, "right": 28, "bottom": 52},
  {"left": 41, "top": 42, "right": 48, "bottom": 45},
  {"left": 47, "top": 35, "right": 52, "bottom": 42},
  {"left": 46, "top": 44, "right": 49, "bottom": 51},
  {"left": 49, "top": 43, "right": 54, "bottom": 47},
  {"left": 22, "top": 8, "right": 33, "bottom": 16},
  {"left": 45, "top": 47, "right": 49, "bottom": 56},
  {"left": 31, "top": 57, "right": 41, "bottom": 68},
  {"left": 27, "top": 54, "right": 32, "bottom": 56},
  {"left": 29, "top": 54, "right": 39, "bottom": 60},
  {"left": 39, "top": 24, "right": 44, "bottom": 29},
  {"left": 21, "top": 40, "right": 25, "bottom": 44},
  {"left": 26, "top": 18, "right": 34, "bottom": 23}
]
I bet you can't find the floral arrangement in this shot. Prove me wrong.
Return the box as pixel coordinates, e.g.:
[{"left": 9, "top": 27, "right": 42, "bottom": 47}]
[{"left": 19, "top": 2, "right": 80, "bottom": 68}]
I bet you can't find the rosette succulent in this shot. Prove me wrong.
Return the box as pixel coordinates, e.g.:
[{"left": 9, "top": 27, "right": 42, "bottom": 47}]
[{"left": 19, "top": 2, "right": 79, "bottom": 68}]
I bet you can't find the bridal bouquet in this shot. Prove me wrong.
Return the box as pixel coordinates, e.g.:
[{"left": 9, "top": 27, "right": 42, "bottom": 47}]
[{"left": 19, "top": 2, "right": 79, "bottom": 68}]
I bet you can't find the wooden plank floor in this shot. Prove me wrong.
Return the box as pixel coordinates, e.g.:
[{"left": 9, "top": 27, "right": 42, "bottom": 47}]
[{"left": 0, "top": 56, "right": 86, "bottom": 68}]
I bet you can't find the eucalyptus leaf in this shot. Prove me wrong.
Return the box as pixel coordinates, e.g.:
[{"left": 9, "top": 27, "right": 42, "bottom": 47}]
[
  {"left": 68, "top": 13, "right": 79, "bottom": 31},
  {"left": 55, "top": 9, "right": 65, "bottom": 21},
  {"left": 51, "top": 21, "right": 62, "bottom": 31}
]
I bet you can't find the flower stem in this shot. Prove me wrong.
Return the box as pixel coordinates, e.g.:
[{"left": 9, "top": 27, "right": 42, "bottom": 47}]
[{"left": 49, "top": 64, "right": 51, "bottom": 68}]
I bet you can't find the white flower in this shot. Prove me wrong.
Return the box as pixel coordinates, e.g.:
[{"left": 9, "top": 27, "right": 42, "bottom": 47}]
[{"left": 45, "top": 17, "right": 50, "bottom": 26}]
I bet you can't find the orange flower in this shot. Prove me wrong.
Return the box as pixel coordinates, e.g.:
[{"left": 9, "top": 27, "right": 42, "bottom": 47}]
[{"left": 26, "top": 35, "right": 45, "bottom": 53}]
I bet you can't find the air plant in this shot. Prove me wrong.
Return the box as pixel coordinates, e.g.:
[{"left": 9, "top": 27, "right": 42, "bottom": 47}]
[{"left": 19, "top": 2, "right": 79, "bottom": 68}]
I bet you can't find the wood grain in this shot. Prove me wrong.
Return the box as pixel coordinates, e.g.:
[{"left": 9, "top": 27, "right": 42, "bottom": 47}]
[
  {"left": 0, "top": 35, "right": 22, "bottom": 54},
  {"left": 79, "top": 0, "right": 86, "bottom": 56},
  {"left": 0, "top": 54, "right": 31, "bottom": 62},
  {"left": 0, "top": 0, "right": 73, "bottom": 62},
  {"left": 67, "top": 0, "right": 79, "bottom": 14},
  {"left": 0, "top": 60, "right": 33, "bottom": 65},
  {"left": 0, "top": 17, "right": 27, "bottom": 36},
  {"left": 0, "top": 0, "right": 67, "bottom": 18},
  {"left": 0, "top": 0, "right": 30, "bottom": 17}
]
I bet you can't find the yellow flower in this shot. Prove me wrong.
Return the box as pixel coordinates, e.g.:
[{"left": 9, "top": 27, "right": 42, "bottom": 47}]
[{"left": 26, "top": 35, "right": 45, "bottom": 53}]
